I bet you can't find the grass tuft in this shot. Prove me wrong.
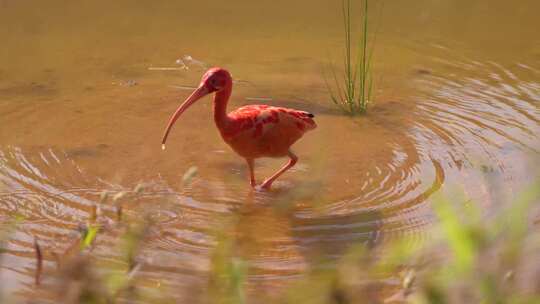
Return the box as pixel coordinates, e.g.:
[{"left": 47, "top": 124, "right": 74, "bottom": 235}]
[{"left": 325, "top": 0, "right": 374, "bottom": 115}]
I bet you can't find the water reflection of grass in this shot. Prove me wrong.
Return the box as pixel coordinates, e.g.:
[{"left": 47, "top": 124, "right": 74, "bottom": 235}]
[
  {"left": 1, "top": 173, "right": 539, "bottom": 303},
  {"left": 325, "top": 0, "right": 373, "bottom": 115}
]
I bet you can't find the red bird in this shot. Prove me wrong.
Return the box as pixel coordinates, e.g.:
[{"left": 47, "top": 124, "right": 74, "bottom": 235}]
[{"left": 161, "top": 67, "right": 316, "bottom": 189}]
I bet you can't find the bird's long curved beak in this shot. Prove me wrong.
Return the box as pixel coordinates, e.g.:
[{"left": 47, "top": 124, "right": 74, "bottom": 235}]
[{"left": 161, "top": 85, "right": 210, "bottom": 149}]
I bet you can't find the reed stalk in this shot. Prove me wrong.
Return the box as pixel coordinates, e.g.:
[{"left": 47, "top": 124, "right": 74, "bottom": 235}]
[{"left": 326, "top": 0, "right": 374, "bottom": 115}]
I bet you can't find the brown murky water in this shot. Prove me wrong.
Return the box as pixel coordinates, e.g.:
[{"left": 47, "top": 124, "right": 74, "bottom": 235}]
[{"left": 1, "top": 0, "right": 539, "bottom": 302}]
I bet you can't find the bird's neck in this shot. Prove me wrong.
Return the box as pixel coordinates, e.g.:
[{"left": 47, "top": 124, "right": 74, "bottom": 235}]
[{"left": 213, "top": 83, "right": 232, "bottom": 129}]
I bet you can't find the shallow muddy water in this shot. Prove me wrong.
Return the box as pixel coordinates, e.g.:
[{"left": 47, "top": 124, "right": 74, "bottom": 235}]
[{"left": 1, "top": 0, "right": 539, "bottom": 302}]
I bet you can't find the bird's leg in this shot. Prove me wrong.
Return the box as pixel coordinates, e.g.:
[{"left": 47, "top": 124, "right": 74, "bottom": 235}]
[
  {"left": 261, "top": 150, "right": 298, "bottom": 189},
  {"left": 246, "top": 158, "right": 256, "bottom": 187}
]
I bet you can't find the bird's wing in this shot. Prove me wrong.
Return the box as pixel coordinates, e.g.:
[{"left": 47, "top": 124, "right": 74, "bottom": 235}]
[{"left": 226, "top": 105, "right": 316, "bottom": 139}]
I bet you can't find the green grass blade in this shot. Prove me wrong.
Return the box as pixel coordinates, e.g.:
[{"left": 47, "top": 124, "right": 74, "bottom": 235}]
[{"left": 325, "top": 0, "right": 375, "bottom": 115}]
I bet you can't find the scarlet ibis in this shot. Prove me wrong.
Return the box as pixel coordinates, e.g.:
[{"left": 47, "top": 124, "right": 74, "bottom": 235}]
[{"left": 161, "top": 67, "right": 316, "bottom": 189}]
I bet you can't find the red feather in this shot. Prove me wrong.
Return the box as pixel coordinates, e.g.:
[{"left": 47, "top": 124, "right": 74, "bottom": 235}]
[{"left": 218, "top": 105, "right": 316, "bottom": 158}]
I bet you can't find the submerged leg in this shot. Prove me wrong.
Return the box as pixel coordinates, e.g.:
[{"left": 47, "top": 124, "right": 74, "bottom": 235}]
[
  {"left": 260, "top": 150, "right": 298, "bottom": 189},
  {"left": 246, "top": 158, "right": 256, "bottom": 187}
]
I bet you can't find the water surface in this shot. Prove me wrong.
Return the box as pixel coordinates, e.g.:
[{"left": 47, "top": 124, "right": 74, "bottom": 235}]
[{"left": 1, "top": 0, "right": 539, "bottom": 302}]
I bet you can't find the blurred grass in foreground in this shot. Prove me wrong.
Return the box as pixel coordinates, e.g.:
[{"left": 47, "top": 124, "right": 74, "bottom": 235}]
[{"left": 0, "top": 171, "right": 539, "bottom": 303}]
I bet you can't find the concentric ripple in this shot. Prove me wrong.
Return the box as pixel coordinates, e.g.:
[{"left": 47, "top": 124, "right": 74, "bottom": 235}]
[{"left": 1, "top": 53, "right": 539, "bottom": 302}]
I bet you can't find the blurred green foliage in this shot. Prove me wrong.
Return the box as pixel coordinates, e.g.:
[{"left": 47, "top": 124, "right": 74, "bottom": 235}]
[{"left": 1, "top": 173, "right": 539, "bottom": 303}]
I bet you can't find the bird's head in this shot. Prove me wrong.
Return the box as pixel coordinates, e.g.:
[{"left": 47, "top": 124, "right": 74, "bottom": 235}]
[
  {"left": 200, "top": 67, "right": 232, "bottom": 92},
  {"left": 161, "top": 67, "right": 232, "bottom": 149}
]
